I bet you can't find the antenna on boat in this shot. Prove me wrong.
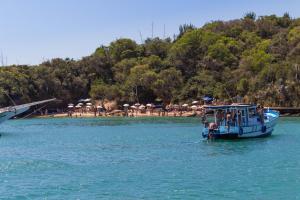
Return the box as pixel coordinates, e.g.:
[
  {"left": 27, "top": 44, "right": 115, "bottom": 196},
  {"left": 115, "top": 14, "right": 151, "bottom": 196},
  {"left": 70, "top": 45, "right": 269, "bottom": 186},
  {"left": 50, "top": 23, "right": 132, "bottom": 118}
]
[{"left": 4, "top": 91, "right": 17, "bottom": 106}]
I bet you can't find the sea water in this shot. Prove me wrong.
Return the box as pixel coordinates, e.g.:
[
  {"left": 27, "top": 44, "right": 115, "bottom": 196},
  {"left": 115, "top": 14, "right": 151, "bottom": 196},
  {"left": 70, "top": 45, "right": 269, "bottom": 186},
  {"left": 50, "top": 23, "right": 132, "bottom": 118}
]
[{"left": 0, "top": 117, "right": 299, "bottom": 199}]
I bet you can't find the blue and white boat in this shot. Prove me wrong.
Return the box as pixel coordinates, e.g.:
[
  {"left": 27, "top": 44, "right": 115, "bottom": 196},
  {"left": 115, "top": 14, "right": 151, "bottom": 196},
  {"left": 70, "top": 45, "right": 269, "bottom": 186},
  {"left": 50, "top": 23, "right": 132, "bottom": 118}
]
[{"left": 202, "top": 104, "right": 279, "bottom": 139}]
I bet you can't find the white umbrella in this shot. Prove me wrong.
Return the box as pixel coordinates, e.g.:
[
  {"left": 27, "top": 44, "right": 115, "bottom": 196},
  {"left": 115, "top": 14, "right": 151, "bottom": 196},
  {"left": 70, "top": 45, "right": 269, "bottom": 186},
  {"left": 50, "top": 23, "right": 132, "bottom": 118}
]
[
  {"left": 134, "top": 103, "right": 140, "bottom": 106},
  {"left": 68, "top": 105, "right": 74, "bottom": 108},
  {"left": 86, "top": 105, "right": 92, "bottom": 108},
  {"left": 139, "top": 105, "right": 146, "bottom": 109},
  {"left": 123, "top": 104, "right": 130, "bottom": 107},
  {"left": 75, "top": 105, "right": 81, "bottom": 108},
  {"left": 86, "top": 102, "right": 92, "bottom": 106},
  {"left": 146, "top": 103, "right": 152, "bottom": 107},
  {"left": 78, "top": 103, "right": 83, "bottom": 106},
  {"left": 191, "top": 105, "right": 197, "bottom": 109},
  {"left": 131, "top": 105, "right": 137, "bottom": 109},
  {"left": 68, "top": 103, "right": 74, "bottom": 106},
  {"left": 192, "top": 101, "right": 199, "bottom": 104},
  {"left": 84, "top": 98, "right": 91, "bottom": 102},
  {"left": 182, "top": 104, "right": 189, "bottom": 107},
  {"left": 97, "top": 105, "right": 103, "bottom": 109}
]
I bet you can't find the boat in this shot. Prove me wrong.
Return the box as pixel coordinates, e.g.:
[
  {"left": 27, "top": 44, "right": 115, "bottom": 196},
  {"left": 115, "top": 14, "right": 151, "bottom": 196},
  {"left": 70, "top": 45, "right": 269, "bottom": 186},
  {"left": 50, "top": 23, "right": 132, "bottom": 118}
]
[
  {"left": 0, "top": 98, "right": 56, "bottom": 124},
  {"left": 201, "top": 104, "right": 279, "bottom": 139}
]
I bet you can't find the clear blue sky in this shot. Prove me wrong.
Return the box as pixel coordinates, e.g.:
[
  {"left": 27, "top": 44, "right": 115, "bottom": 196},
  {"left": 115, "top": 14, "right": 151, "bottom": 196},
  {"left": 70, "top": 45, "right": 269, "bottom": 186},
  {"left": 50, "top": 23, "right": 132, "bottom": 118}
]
[{"left": 0, "top": 0, "right": 299, "bottom": 65}]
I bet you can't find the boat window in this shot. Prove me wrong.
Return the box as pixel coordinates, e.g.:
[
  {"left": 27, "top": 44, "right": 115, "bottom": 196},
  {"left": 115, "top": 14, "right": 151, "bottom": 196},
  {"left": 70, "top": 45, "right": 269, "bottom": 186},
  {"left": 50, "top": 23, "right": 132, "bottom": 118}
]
[{"left": 249, "top": 108, "right": 256, "bottom": 117}]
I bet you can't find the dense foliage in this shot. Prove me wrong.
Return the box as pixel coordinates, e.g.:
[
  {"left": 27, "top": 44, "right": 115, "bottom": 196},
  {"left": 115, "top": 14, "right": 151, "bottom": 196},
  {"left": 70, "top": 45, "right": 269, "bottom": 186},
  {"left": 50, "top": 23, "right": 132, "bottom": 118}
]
[{"left": 1, "top": 13, "right": 300, "bottom": 107}]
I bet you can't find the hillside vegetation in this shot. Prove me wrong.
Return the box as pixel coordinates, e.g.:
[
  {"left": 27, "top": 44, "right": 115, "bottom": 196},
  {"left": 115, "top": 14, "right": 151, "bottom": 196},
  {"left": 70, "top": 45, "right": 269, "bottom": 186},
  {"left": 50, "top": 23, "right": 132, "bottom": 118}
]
[{"left": 1, "top": 13, "right": 300, "bottom": 107}]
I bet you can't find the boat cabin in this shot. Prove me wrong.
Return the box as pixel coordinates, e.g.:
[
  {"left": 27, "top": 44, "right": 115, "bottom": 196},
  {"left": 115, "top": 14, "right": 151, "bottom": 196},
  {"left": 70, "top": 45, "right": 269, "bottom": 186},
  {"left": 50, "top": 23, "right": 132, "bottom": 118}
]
[{"left": 202, "top": 104, "right": 265, "bottom": 128}]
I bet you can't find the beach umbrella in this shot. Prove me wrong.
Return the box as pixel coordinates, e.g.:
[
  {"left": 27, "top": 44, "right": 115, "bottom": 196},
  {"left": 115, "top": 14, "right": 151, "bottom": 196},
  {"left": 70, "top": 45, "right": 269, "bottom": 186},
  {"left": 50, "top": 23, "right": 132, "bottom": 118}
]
[
  {"left": 68, "top": 103, "right": 74, "bottom": 106},
  {"left": 86, "top": 105, "right": 92, "bottom": 108},
  {"left": 134, "top": 103, "right": 140, "bottom": 106},
  {"left": 78, "top": 103, "right": 83, "bottom": 106},
  {"left": 182, "top": 104, "right": 189, "bottom": 107},
  {"left": 75, "top": 105, "right": 81, "bottom": 108},
  {"left": 84, "top": 98, "right": 91, "bottom": 102},
  {"left": 146, "top": 103, "right": 152, "bottom": 107},
  {"left": 68, "top": 105, "right": 74, "bottom": 108},
  {"left": 86, "top": 102, "right": 92, "bottom": 106},
  {"left": 203, "top": 96, "right": 213, "bottom": 102},
  {"left": 123, "top": 104, "right": 129, "bottom": 107},
  {"left": 131, "top": 105, "right": 137, "bottom": 109},
  {"left": 191, "top": 105, "right": 197, "bottom": 109},
  {"left": 139, "top": 105, "right": 146, "bottom": 109},
  {"left": 192, "top": 101, "right": 199, "bottom": 104},
  {"left": 97, "top": 105, "right": 103, "bottom": 109}
]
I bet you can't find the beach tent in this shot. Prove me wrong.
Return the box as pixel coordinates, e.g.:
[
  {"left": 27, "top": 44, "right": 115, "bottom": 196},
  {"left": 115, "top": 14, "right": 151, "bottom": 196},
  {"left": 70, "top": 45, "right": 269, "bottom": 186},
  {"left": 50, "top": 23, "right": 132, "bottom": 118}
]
[{"left": 203, "top": 96, "right": 213, "bottom": 103}]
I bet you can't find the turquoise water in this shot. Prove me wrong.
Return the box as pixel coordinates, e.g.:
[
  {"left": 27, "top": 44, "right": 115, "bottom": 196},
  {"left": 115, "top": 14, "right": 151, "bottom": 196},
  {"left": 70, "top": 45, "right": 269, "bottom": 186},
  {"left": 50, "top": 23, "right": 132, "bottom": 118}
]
[{"left": 0, "top": 117, "right": 300, "bottom": 199}]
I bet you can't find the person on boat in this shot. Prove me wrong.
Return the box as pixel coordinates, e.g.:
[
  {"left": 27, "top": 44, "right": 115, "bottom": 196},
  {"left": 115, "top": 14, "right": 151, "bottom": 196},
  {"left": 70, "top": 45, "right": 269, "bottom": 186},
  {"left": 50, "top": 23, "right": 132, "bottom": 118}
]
[
  {"left": 258, "top": 106, "right": 265, "bottom": 124},
  {"left": 226, "top": 111, "right": 231, "bottom": 133},
  {"left": 237, "top": 110, "right": 242, "bottom": 126},
  {"left": 216, "top": 110, "right": 223, "bottom": 126},
  {"left": 232, "top": 110, "right": 237, "bottom": 126}
]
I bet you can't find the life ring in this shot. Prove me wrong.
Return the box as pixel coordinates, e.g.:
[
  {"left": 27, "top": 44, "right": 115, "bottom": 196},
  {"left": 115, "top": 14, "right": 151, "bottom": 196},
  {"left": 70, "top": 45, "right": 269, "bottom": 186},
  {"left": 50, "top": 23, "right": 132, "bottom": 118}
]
[{"left": 239, "top": 127, "right": 243, "bottom": 135}]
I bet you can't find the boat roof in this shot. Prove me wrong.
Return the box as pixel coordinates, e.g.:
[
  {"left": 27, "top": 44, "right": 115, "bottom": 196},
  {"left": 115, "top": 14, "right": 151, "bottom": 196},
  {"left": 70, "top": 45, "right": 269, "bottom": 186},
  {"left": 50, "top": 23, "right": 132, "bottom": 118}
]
[{"left": 204, "top": 104, "right": 256, "bottom": 110}]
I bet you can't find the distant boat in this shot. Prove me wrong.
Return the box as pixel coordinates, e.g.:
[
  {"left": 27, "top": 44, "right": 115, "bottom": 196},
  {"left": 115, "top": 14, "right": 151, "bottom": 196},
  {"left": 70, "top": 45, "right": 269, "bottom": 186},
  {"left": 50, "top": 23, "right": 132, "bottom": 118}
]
[
  {"left": 0, "top": 98, "right": 56, "bottom": 124},
  {"left": 202, "top": 104, "right": 279, "bottom": 139}
]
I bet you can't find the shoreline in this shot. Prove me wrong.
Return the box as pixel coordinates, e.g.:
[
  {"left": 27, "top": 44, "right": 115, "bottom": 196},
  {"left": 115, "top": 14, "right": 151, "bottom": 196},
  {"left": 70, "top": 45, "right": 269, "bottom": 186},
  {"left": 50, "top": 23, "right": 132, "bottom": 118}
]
[
  {"left": 34, "top": 111, "right": 200, "bottom": 119},
  {"left": 33, "top": 112, "right": 300, "bottom": 119}
]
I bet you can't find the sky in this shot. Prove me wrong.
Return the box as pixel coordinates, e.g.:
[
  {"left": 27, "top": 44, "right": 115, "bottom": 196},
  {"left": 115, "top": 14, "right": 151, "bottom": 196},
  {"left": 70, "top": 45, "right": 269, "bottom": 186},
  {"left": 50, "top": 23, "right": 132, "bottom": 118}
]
[{"left": 0, "top": 0, "right": 299, "bottom": 65}]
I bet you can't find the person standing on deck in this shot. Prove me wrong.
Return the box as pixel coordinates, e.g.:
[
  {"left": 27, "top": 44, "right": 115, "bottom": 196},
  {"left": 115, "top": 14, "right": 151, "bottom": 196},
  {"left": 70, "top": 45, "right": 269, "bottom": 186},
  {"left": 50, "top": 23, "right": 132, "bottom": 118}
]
[
  {"left": 226, "top": 111, "right": 231, "bottom": 133},
  {"left": 237, "top": 110, "right": 242, "bottom": 127}
]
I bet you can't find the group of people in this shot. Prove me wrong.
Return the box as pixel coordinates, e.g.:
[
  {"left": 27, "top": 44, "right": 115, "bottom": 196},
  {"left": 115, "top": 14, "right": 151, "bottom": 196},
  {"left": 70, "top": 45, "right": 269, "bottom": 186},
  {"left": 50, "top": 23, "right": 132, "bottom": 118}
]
[{"left": 204, "top": 106, "right": 266, "bottom": 133}]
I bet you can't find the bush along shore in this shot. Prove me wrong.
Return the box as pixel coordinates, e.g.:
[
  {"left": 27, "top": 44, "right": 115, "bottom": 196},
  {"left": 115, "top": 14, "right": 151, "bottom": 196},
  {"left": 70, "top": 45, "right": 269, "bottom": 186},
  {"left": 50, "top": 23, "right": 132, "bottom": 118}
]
[{"left": 1, "top": 13, "right": 300, "bottom": 110}]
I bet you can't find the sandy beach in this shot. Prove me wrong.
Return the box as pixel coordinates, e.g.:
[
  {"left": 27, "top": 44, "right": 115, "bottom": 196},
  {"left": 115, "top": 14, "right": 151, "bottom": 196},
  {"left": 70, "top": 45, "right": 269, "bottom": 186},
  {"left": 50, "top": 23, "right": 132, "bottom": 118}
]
[{"left": 37, "top": 110, "right": 202, "bottom": 118}]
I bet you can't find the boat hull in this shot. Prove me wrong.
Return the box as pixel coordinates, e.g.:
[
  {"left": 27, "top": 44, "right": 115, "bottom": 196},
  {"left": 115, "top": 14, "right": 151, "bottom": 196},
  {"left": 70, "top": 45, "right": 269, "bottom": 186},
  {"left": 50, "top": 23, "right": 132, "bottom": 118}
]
[
  {"left": 202, "top": 113, "right": 278, "bottom": 139},
  {"left": 205, "top": 130, "right": 273, "bottom": 139}
]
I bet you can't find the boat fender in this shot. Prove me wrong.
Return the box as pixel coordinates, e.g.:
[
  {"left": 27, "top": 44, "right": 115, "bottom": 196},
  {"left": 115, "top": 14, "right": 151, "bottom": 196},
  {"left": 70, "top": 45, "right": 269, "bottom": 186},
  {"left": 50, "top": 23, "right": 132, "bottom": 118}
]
[
  {"left": 262, "top": 125, "right": 267, "bottom": 133},
  {"left": 239, "top": 127, "right": 243, "bottom": 135}
]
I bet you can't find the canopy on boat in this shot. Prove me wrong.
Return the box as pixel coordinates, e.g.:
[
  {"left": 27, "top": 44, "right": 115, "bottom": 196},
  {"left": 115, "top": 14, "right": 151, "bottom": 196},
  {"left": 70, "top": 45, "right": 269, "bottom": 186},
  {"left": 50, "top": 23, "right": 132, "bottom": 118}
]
[{"left": 204, "top": 104, "right": 256, "bottom": 110}]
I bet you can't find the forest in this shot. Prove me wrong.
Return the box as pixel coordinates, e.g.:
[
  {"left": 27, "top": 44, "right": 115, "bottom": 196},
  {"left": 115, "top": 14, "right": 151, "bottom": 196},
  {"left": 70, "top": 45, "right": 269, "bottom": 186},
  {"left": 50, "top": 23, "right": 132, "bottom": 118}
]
[{"left": 1, "top": 12, "right": 300, "bottom": 108}]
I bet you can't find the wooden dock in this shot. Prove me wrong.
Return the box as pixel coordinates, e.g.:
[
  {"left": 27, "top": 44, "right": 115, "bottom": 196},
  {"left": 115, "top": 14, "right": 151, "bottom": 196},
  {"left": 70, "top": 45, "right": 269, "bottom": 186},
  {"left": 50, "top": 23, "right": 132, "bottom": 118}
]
[{"left": 269, "top": 107, "right": 300, "bottom": 115}]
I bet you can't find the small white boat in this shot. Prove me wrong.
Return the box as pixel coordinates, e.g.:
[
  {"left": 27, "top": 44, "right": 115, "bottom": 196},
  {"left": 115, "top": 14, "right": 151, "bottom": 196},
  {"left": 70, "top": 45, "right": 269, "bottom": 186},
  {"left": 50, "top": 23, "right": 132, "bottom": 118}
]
[{"left": 202, "top": 104, "right": 279, "bottom": 139}]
